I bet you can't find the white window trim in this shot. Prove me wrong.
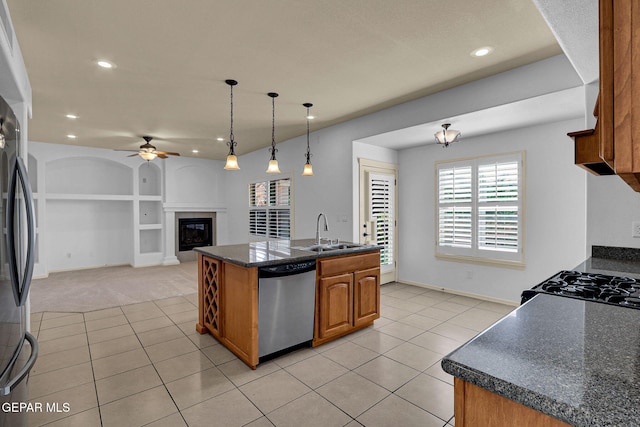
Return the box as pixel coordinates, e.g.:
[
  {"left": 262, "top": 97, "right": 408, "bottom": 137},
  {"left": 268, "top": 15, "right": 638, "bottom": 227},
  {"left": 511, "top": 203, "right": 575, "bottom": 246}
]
[
  {"left": 434, "top": 151, "right": 526, "bottom": 269},
  {"left": 249, "top": 173, "right": 293, "bottom": 241}
]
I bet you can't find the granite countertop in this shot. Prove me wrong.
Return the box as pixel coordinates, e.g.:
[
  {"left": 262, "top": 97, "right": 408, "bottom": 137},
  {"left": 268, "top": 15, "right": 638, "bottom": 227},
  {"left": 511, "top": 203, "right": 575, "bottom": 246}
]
[
  {"left": 575, "top": 246, "right": 640, "bottom": 278},
  {"left": 573, "top": 257, "right": 640, "bottom": 279},
  {"left": 194, "top": 239, "right": 381, "bottom": 267},
  {"left": 441, "top": 293, "right": 640, "bottom": 426}
]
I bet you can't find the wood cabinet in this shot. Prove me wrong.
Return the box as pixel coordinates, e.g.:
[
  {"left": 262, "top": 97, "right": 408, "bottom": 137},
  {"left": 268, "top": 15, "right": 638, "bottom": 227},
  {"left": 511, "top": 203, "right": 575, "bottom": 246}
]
[
  {"left": 569, "top": 0, "right": 640, "bottom": 191},
  {"left": 454, "top": 378, "right": 571, "bottom": 427},
  {"left": 196, "top": 254, "right": 259, "bottom": 369},
  {"left": 314, "top": 252, "right": 380, "bottom": 346},
  {"left": 196, "top": 249, "right": 381, "bottom": 368}
]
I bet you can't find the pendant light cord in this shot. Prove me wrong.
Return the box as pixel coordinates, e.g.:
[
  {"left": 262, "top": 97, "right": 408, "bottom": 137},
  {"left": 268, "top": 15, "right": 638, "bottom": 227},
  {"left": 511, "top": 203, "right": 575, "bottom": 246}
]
[
  {"left": 268, "top": 93, "right": 278, "bottom": 160},
  {"left": 305, "top": 106, "right": 312, "bottom": 162}
]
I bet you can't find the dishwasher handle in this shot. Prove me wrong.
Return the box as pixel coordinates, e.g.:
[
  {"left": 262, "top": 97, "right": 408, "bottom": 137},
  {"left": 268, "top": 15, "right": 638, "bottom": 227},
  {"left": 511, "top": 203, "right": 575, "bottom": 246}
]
[{"left": 259, "top": 261, "right": 316, "bottom": 278}]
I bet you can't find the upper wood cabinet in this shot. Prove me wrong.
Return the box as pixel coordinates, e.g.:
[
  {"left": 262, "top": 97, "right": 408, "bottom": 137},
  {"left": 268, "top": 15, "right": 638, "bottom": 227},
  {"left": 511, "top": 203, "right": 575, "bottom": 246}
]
[{"left": 569, "top": 0, "right": 640, "bottom": 191}]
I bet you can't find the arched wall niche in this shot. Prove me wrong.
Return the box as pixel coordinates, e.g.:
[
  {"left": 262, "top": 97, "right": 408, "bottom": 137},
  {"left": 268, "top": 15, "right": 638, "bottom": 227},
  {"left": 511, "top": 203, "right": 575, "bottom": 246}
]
[{"left": 45, "top": 157, "right": 133, "bottom": 195}]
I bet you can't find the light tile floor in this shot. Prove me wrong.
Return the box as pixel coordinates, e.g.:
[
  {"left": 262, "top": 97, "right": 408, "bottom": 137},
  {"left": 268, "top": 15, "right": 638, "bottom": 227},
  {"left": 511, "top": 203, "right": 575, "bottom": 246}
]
[{"left": 28, "top": 282, "right": 515, "bottom": 427}]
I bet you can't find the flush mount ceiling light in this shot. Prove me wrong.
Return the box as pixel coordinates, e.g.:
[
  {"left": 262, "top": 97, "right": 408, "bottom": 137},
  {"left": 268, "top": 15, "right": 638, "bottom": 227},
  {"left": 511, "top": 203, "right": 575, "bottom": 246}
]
[
  {"left": 266, "top": 92, "right": 281, "bottom": 174},
  {"left": 223, "top": 79, "right": 240, "bottom": 170},
  {"left": 65, "top": 114, "right": 78, "bottom": 119},
  {"left": 434, "top": 123, "right": 460, "bottom": 147},
  {"left": 302, "top": 103, "right": 314, "bottom": 176},
  {"left": 0, "top": 119, "right": 5, "bottom": 149}
]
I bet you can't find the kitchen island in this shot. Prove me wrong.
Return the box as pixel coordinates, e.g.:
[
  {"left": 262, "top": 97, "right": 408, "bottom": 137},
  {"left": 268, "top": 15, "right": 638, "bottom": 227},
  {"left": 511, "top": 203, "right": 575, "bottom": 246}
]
[
  {"left": 442, "top": 292, "right": 640, "bottom": 426},
  {"left": 194, "top": 239, "right": 381, "bottom": 369}
]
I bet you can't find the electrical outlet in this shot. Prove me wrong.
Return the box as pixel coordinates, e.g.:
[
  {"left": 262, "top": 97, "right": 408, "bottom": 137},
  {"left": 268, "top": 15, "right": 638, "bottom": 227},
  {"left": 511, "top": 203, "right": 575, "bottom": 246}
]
[{"left": 632, "top": 222, "right": 640, "bottom": 238}]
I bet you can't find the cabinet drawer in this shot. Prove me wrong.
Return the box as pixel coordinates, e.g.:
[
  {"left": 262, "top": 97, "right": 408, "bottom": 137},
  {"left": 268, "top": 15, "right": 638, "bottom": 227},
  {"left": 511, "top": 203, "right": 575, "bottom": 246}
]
[{"left": 318, "top": 252, "right": 380, "bottom": 277}]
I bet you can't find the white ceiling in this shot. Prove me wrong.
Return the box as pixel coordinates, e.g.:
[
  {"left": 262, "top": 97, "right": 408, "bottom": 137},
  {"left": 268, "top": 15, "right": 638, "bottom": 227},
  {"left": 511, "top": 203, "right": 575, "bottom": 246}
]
[{"left": 5, "top": 0, "right": 595, "bottom": 160}]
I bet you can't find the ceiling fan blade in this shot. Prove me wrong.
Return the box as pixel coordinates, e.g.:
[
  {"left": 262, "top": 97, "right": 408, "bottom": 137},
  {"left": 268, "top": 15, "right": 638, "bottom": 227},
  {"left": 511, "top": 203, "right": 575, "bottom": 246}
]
[
  {"left": 115, "top": 149, "right": 140, "bottom": 152},
  {"left": 127, "top": 153, "right": 140, "bottom": 157},
  {"left": 157, "top": 154, "right": 168, "bottom": 159},
  {"left": 156, "top": 151, "right": 181, "bottom": 156}
]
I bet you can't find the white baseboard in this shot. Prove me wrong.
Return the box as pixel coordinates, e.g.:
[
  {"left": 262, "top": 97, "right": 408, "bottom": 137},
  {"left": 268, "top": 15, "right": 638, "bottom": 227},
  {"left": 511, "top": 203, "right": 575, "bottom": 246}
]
[{"left": 395, "top": 279, "right": 519, "bottom": 307}]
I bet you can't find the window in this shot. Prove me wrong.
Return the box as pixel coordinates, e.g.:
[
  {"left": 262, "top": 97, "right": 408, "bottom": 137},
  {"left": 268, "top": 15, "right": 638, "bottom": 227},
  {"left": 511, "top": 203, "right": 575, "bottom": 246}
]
[
  {"left": 249, "top": 178, "right": 291, "bottom": 239},
  {"left": 436, "top": 152, "right": 524, "bottom": 266}
]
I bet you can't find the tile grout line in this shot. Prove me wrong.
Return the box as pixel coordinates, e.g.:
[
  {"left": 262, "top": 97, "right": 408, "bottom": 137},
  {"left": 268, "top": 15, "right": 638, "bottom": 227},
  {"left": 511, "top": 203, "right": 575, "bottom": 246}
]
[{"left": 82, "top": 311, "right": 105, "bottom": 427}]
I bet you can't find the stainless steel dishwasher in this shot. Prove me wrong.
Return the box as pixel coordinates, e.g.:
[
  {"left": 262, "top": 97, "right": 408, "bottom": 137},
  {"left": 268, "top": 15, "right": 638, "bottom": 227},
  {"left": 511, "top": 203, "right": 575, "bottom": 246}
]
[{"left": 258, "top": 260, "right": 316, "bottom": 360}]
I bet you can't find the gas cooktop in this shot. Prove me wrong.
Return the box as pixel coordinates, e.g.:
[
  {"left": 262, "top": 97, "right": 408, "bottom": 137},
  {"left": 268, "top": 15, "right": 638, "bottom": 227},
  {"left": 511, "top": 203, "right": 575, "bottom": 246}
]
[{"left": 521, "top": 270, "right": 640, "bottom": 308}]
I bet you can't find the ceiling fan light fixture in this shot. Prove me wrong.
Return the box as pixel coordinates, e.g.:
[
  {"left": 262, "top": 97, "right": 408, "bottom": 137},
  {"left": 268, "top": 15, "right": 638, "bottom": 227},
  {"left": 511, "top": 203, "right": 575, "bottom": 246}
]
[
  {"left": 434, "top": 123, "right": 461, "bottom": 147},
  {"left": 224, "top": 79, "right": 240, "bottom": 170},
  {"left": 302, "top": 103, "right": 314, "bottom": 176},
  {"left": 140, "top": 151, "right": 157, "bottom": 161},
  {"left": 266, "top": 92, "right": 281, "bottom": 174}
]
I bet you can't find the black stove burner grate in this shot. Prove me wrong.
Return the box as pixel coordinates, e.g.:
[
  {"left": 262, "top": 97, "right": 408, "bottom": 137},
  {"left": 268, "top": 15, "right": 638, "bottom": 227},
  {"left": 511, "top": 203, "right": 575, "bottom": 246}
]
[{"left": 521, "top": 270, "right": 640, "bottom": 309}]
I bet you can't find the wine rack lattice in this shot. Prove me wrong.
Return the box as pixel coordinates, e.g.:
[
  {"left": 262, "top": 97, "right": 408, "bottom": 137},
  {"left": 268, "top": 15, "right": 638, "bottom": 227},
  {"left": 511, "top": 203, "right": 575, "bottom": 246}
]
[{"left": 202, "top": 257, "right": 220, "bottom": 335}]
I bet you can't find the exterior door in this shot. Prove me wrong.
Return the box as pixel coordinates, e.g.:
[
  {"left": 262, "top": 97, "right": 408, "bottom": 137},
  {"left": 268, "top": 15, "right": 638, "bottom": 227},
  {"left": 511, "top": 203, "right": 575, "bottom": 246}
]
[{"left": 359, "top": 159, "right": 397, "bottom": 284}]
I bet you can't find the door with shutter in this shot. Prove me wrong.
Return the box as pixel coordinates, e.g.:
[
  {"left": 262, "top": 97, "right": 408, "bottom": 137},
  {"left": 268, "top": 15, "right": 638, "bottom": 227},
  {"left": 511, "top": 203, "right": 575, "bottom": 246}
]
[{"left": 359, "top": 159, "right": 397, "bottom": 284}]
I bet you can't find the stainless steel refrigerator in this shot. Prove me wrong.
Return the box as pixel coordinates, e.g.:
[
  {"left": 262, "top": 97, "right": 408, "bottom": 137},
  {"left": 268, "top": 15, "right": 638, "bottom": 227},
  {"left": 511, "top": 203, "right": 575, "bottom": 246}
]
[{"left": 0, "top": 94, "right": 38, "bottom": 427}]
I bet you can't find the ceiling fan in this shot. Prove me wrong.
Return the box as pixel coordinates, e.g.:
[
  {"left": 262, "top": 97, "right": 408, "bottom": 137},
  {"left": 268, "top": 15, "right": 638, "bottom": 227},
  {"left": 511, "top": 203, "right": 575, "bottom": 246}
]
[{"left": 118, "top": 136, "right": 180, "bottom": 161}]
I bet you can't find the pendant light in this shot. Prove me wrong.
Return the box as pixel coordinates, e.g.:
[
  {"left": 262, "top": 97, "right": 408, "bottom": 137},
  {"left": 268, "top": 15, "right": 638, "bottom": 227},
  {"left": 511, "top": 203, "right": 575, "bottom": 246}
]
[
  {"left": 434, "top": 123, "right": 461, "bottom": 147},
  {"left": 224, "top": 79, "right": 240, "bottom": 170},
  {"left": 266, "top": 92, "right": 281, "bottom": 174},
  {"left": 302, "top": 103, "right": 314, "bottom": 176}
]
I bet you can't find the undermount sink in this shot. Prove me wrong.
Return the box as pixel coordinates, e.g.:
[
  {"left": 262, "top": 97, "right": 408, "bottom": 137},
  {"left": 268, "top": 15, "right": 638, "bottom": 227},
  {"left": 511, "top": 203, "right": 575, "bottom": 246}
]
[{"left": 293, "top": 243, "right": 364, "bottom": 253}]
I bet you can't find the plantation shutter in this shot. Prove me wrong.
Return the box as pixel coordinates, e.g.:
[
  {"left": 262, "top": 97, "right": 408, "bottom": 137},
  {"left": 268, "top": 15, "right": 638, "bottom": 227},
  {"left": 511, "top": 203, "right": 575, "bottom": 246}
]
[
  {"left": 438, "top": 166, "right": 472, "bottom": 248},
  {"left": 249, "top": 178, "right": 291, "bottom": 239},
  {"left": 477, "top": 161, "right": 519, "bottom": 252},
  {"left": 436, "top": 152, "right": 524, "bottom": 265},
  {"left": 369, "top": 172, "right": 394, "bottom": 267}
]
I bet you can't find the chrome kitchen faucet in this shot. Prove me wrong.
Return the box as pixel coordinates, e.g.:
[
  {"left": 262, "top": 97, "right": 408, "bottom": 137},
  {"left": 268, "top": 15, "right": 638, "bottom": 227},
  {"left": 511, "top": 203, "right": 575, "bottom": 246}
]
[{"left": 316, "top": 213, "right": 329, "bottom": 245}]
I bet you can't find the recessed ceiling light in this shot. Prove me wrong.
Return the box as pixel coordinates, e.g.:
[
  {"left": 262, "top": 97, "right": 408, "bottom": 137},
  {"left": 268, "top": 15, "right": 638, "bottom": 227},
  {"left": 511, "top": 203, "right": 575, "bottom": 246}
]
[
  {"left": 97, "top": 60, "right": 115, "bottom": 69},
  {"left": 67, "top": 134, "right": 77, "bottom": 139},
  {"left": 216, "top": 137, "right": 224, "bottom": 142},
  {"left": 471, "top": 47, "right": 494, "bottom": 57},
  {"left": 192, "top": 149, "right": 199, "bottom": 154},
  {"left": 66, "top": 114, "right": 78, "bottom": 119}
]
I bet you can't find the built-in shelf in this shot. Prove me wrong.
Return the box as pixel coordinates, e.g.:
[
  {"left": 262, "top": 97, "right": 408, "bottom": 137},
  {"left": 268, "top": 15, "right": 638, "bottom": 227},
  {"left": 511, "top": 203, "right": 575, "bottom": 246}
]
[
  {"left": 139, "top": 224, "right": 162, "bottom": 230},
  {"left": 45, "top": 193, "right": 135, "bottom": 201},
  {"left": 139, "top": 163, "right": 161, "bottom": 196},
  {"left": 45, "top": 157, "right": 134, "bottom": 195},
  {"left": 139, "top": 229, "right": 162, "bottom": 254},
  {"left": 139, "top": 200, "right": 162, "bottom": 225}
]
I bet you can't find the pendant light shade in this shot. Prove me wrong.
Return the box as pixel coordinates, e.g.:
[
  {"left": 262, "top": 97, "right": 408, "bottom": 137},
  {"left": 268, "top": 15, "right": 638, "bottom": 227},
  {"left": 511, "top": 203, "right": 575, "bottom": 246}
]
[
  {"left": 434, "top": 123, "right": 461, "bottom": 147},
  {"left": 266, "top": 92, "right": 281, "bottom": 174},
  {"left": 302, "top": 103, "right": 314, "bottom": 176},
  {"left": 224, "top": 79, "right": 240, "bottom": 170}
]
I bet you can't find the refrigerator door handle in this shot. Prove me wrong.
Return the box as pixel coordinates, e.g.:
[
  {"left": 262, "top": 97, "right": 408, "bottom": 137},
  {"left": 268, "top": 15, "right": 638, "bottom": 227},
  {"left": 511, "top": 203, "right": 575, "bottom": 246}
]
[
  {"left": 0, "top": 332, "right": 38, "bottom": 396},
  {"left": 6, "top": 157, "right": 36, "bottom": 307}
]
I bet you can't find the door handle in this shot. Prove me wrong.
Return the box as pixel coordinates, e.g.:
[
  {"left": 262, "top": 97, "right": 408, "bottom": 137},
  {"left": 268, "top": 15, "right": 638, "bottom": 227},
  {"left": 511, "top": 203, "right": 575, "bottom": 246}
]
[
  {"left": 6, "top": 157, "right": 36, "bottom": 307},
  {"left": 0, "top": 332, "right": 38, "bottom": 396}
]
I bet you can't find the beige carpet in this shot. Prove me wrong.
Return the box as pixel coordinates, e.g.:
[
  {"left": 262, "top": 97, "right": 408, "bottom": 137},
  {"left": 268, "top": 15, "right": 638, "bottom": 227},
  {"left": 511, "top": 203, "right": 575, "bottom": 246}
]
[{"left": 30, "top": 262, "right": 198, "bottom": 313}]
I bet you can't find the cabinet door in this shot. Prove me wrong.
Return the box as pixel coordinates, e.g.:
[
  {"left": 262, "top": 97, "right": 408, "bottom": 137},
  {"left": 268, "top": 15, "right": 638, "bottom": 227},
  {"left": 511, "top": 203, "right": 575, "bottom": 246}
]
[
  {"left": 318, "top": 273, "right": 353, "bottom": 339},
  {"left": 354, "top": 267, "right": 380, "bottom": 328}
]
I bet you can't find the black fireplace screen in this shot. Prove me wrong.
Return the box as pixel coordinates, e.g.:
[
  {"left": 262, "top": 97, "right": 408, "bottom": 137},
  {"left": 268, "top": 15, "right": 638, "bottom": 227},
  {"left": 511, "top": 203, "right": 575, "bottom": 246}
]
[{"left": 178, "top": 218, "right": 213, "bottom": 251}]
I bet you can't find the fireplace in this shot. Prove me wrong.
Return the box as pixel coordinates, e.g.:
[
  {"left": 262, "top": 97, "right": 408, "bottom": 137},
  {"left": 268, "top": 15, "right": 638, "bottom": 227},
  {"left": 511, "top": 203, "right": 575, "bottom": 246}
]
[{"left": 178, "top": 218, "right": 213, "bottom": 251}]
